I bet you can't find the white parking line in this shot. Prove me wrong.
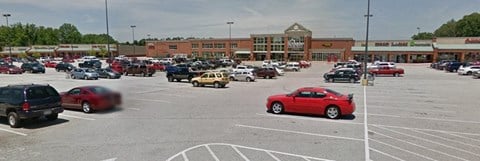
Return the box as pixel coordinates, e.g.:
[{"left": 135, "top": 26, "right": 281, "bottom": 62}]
[
  {"left": 0, "top": 127, "right": 27, "bottom": 136},
  {"left": 134, "top": 89, "right": 167, "bottom": 94},
  {"left": 235, "top": 124, "right": 364, "bottom": 142},
  {"left": 448, "top": 133, "right": 480, "bottom": 143},
  {"left": 370, "top": 130, "right": 468, "bottom": 161},
  {"left": 374, "top": 126, "right": 480, "bottom": 157},
  {"left": 363, "top": 86, "right": 370, "bottom": 161},
  {"left": 127, "top": 98, "right": 172, "bottom": 104},
  {"left": 126, "top": 108, "right": 141, "bottom": 111},
  {"left": 166, "top": 143, "right": 335, "bottom": 161},
  {"left": 367, "top": 106, "right": 456, "bottom": 114},
  {"left": 370, "top": 148, "right": 405, "bottom": 161},
  {"left": 411, "top": 129, "right": 480, "bottom": 149},
  {"left": 205, "top": 145, "right": 220, "bottom": 161},
  {"left": 257, "top": 113, "right": 480, "bottom": 136},
  {"left": 266, "top": 151, "right": 281, "bottom": 161},
  {"left": 231, "top": 145, "right": 250, "bottom": 161},
  {"left": 356, "top": 113, "right": 480, "bottom": 124},
  {"left": 369, "top": 138, "right": 437, "bottom": 161},
  {"left": 59, "top": 114, "right": 96, "bottom": 121},
  {"left": 100, "top": 158, "right": 117, "bottom": 161},
  {"left": 181, "top": 152, "right": 189, "bottom": 161}
]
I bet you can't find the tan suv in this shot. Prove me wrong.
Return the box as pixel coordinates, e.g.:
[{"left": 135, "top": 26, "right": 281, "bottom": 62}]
[{"left": 191, "top": 72, "right": 229, "bottom": 88}]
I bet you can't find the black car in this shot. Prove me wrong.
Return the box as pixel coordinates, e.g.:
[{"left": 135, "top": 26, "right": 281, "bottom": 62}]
[
  {"left": 323, "top": 68, "right": 360, "bottom": 83},
  {"left": 445, "top": 62, "right": 465, "bottom": 72},
  {"left": 21, "top": 62, "right": 46, "bottom": 73},
  {"left": 96, "top": 68, "right": 122, "bottom": 79},
  {"left": 79, "top": 60, "right": 102, "bottom": 69},
  {"left": 0, "top": 84, "right": 63, "bottom": 128},
  {"left": 55, "top": 62, "right": 75, "bottom": 72}
]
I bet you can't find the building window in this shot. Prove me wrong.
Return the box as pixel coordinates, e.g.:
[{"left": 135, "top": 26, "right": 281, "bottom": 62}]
[
  {"left": 214, "top": 43, "right": 225, "bottom": 49},
  {"left": 192, "top": 51, "right": 199, "bottom": 58},
  {"left": 254, "top": 37, "right": 267, "bottom": 44},
  {"left": 214, "top": 52, "right": 225, "bottom": 58},
  {"left": 231, "top": 43, "right": 238, "bottom": 48},
  {"left": 192, "top": 44, "right": 199, "bottom": 49},
  {"left": 271, "top": 45, "right": 284, "bottom": 51},
  {"left": 271, "top": 37, "right": 284, "bottom": 44},
  {"left": 202, "top": 52, "right": 213, "bottom": 59},
  {"left": 254, "top": 45, "right": 267, "bottom": 51},
  {"left": 202, "top": 43, "right": 213, "bottom": 49},
  {"left": 169, "top": 45, "right": 177, "bottom": 50}
]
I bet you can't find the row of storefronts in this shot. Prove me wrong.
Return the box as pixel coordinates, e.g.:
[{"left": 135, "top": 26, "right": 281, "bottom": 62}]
[
  {"left": 2, "top": 23, "right": 480, "bottom": 63},
  {"left": 0, "top": 44, "right": 119, "bottom": 58}
]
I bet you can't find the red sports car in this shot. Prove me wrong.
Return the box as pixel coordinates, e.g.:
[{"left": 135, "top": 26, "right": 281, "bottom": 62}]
[
  {"left": 44, "top": 61, "right": 58, "bottom": 68},
  {"left": 266, "top": 87, "right": 355, "bottom": 119},
  {"left": 61, "top": 86, "right": 122, "bottom": 113},
  {"left": 0, "top": 64, "right": 23, "bottom": 74}
]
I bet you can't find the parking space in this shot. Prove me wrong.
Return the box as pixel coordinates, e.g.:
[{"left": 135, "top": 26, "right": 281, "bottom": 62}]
[{"left": 1, "top": 61, "right": 479, "bottom": 161}]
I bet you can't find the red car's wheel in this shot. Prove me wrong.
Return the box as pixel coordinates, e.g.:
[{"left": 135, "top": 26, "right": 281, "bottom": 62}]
[
  {"left": 271, "top": 102, "right": 284, "bottom": 114},
  {"left": 325, "top": 106, "right": 341, "bottom": 119}
]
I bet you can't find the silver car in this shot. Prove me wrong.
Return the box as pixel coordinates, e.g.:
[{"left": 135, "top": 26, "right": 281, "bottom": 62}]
[
  {"left": 229, "top": 71, "right": 255, "bottom": 82},
  {"left": 70, "top": 68, "right": 99, "bottom": 80}
]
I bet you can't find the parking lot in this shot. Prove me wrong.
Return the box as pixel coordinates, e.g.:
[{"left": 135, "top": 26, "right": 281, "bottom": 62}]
[{"left": 1, "top": 62, "right": 479, "bottom": 161}]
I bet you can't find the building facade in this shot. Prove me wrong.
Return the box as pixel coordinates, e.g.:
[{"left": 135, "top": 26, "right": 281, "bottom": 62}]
[
  {"left": 0, "top": 44, "right": 118, "bottom": 58},
  {"left": 146, "top": 23, "right": 354, "bottom": 61}
]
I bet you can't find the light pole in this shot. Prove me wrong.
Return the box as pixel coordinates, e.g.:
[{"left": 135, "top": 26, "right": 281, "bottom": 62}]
[
  {"left": 363, "top": 0, "right": 372, "bottom": 160},
  {"left": 130, "top": 25, "right": 136, "bottom": 56},
  {"left": 227, "top": 21, "right": 234, "bottom": 58},
  {"left": 105, "top": 0, "right": 111, "bottom": 65},
  {"left": 417, "top": 27, "right": 420, "bottom": 35},
  {"left": 147, "top": 34, "right": 151, "bottom": 40},
  {"left": 3, "top": 13, "right": 12, "bottom": 64}
]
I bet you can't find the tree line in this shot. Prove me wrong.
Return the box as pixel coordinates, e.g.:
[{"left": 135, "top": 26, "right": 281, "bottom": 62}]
[
  {"left": 0, "top": 23, "right": 117, "bottom": 48},
  {"left": 412, "top": 12, "right": 480, "bottom": 40}
]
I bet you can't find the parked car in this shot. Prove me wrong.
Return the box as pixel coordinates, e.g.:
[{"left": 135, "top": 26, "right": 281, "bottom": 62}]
[
  {"left": 55, "top": 62, "right": 75, "bottom": 72},
  {"left": 445, "top": 62, "right": 465, "bottom": 72},
  {"left": 262, "top": 60, "right": 280, "bottom": 67},
  {"left": 191, "top": 72, "right": 229, "bottom": 88},
  {"left": 233, "top": 65, "right": 255, "bottom": 73},
  {"left": 458, "top": 65, "right": 480, "bottom": 75},
  {"left": 284, "top": 62, "right": 300, "bottom": 72},
  {"left": 149, "top": 63, "right": 166, "bottom": 71},
  {"left": 79, "top": 60, "right": 102, "bottom": 69},
  {"left": 21, "top": 62, "right": 46, "bottom": 73},
  {"left": 159, "top": 58, "right": 174, "bottom": 64},
  {"left": 95, "top": 68, "right": 122, "bottom": 79},
  {"left": 473, "top": 71, "right": 480, "bottom": 79},
  {"left": 368, "top": 61, "right": 395, "bottom": 69},
  {"left": 323, "top": 68, "right": 360, "bottom": 83},
  {"left": 266, "top": 87, "right": 355, "bottom": 119},
  {"left": 253, "top": 68, "right": 277, "bottom": 79},
  {"left": 124, "top": 64, "right": 155, "bottom": 77},
  {"left": 62, "top": 58, "right": 75, "bottom": 63},
  {"left": 70, "top": 68, "right": 99, "bottom": 80},
  {"left": 229, "top": 71, "right": 255, "bottom": 82},
  {"left": 166, "top": 66, "right": 205, "bottom": 82},
  {"left": 299, "top": 60, "right": 311, "bottom": 68},
  {"left": 0, "top": 64, "right": 23, "bottom": 74},
  {"left": 0, "top": 84, "right": 63, "bottom": 128},
  {"left": 44, "top": 61, "right": 58, "bottom": 68},
  {"left": 369, "top": 66, "right": 404, "bottom": 77},
  {"left": 60, "top": 86, "right": 121, "bottom": 113}
]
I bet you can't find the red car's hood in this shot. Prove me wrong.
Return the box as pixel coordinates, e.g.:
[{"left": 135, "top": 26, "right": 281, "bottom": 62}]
[{"left": 268, "top": 94, "right": 288, "bottom": 99}]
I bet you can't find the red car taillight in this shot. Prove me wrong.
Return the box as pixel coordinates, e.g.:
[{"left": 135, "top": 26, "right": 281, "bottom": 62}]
[{"left": 22, "top": 102, "right": 30, "bottom": 111}]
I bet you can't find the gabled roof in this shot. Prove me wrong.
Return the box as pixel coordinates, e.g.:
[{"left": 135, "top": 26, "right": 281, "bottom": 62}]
[{"left": 284, "top": 23, "right": 312, "bottom": 35}]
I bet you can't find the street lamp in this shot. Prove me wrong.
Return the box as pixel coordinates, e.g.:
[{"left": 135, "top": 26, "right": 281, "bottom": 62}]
[
  {"left": 417, "top": 27, "right": 421, "bottom": 35},
  {"left": 362, "top": 0, "right": 372, "bottom": 160},
  {"left": 130, "top": 25, "right": 136, "bottom": 56},
  {"left": 3, "top": 13, "right": 12, "bottom": 64},
  {"left": 105, "top": 0, "right": 111, "bottom": 65},
  {"left": 147, "top": 34, "right": 151, "bottom": 40},
  {"left": 227, "top": 21, "right": 234, "bottom": 58}
]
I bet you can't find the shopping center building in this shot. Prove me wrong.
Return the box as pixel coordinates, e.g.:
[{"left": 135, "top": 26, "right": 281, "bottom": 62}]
[{"left": 145, "top": 23, "right": 480, "bottom": 63}]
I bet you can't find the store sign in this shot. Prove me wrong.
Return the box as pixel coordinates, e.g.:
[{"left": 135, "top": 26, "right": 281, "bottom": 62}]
[
  {"left": 322, "top": 43, "right": 333, "bottom": 48},
  {"left": 288, "top": 39, "right": 304, "bottom": 49},
  {"left": 465, "top": 38, "right": 480, "bottom": 44},
  {"left": 391, "top": 42, "right": 408, "bottom": 46},
  {"left": 374, "top": 42, "right": 389, "bottom": 46}
]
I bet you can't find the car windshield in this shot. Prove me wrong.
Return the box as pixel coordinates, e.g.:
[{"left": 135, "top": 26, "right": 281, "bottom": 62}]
[{"left": 86, "top": 69, "right": 96, "bottom": 72}]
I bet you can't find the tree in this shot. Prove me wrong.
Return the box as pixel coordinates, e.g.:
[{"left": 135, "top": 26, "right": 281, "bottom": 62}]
[
  {"left": 32, "top": 52, "right": 41, "bottom": 59},
  {"left": 455, "top": 12, "right": 480, "bottom": 37},
  {"left": 434, "top": 19, "right": 457, "bottom": 37},
  {"left": 87, "top": 49, "right": 97, "bottom": 56},
  {"left": 82, "top": 34, "right": 117, "bottom": 44},
  {"left": 411, "top": 32, "right": 434, "bottom": 40},
  {"left": 18, "top": 52, "right": 28, "bottom": 59},
  {"left": 57, "top": 23, "right": 82, "bottom": 44},
  {"left": 98, "top": 47, "right": 108, "bottom": 58}
]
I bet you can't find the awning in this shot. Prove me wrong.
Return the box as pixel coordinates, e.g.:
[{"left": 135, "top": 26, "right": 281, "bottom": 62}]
[
  {"left": 352, "top": 46, "right": 433, "bottom": 52},
  {"left": 433, "top": 44, "right": 480, "bottom": 50},
  {"left": 234, "top": 51, "right": 251, "bottom": 55}
]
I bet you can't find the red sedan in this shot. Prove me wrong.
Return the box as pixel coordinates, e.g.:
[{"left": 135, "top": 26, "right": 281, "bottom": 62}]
[
  {"left": 149, "top": 63, "right": 166, "bottom": 71},
  {"left": 44, "top": 61, "right": 58, "bottom": 68},
  {"left": 61, "top": 86, "right": 122, "bottom": 113},
  {"left": 299, "top": 60, "right": 311, "bottom": 68},
  {"left": 0, "top": 64, "right": 23, "bottom": 74},
  {"left": 266, "top": 87, "right": 355, "bottom": 119}
]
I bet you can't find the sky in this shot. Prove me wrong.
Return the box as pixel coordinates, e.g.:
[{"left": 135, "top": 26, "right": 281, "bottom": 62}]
[{"left": 0, "top": 0, "right": 479, "bottom": 42}]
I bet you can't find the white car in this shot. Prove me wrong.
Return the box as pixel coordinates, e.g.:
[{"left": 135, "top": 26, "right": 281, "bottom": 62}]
[
  {"left": 262, "top": 60, "right": 280, "bottom": 67},
  {"left": 233, "top": 65, "right": 254, "bottom": 73},
  {"left": 229, "top": 71, "right": 255, "bottom": 82},
  {"left": 458, "top": 65, "right": 480, "bottom": 75},
  {"left": 159, "top": 58, "right": 173, "bottom": 64},
  {"left": 368, "top": 62, "right": 395, "bottom": 69},
  {"left": 284, "top": 62, "right": 300, "bottom": 72},
  {"left": 80, "top": 56, "right": 99, "bottom": 62}
]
